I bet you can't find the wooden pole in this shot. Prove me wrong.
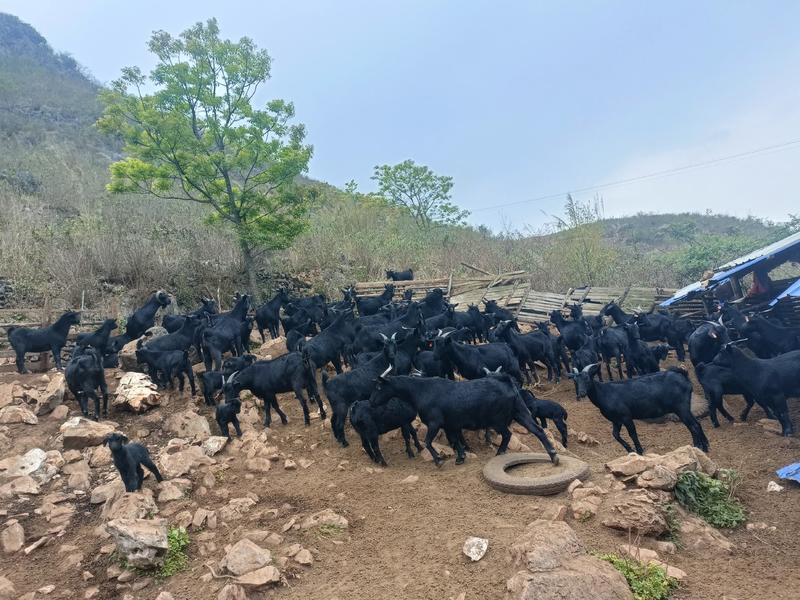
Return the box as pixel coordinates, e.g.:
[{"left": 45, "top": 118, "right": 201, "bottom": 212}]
[{"left": 460, "top": 262, "right": 493, "bottom": 277}]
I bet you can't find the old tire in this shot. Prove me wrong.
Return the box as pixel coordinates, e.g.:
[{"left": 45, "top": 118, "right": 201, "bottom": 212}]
[{"left": 483, "top": 452, "right": 590, "bottom": 496}]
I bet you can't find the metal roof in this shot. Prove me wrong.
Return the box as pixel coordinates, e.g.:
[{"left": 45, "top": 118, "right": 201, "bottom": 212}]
[{"left": 660, "top": 229, "right": 800, "bottom": 308}]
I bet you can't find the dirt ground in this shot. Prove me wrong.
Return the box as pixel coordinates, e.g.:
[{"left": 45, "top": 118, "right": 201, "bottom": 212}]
[{"left": 1, "top": 357, "right": 799, "bottom": 600}]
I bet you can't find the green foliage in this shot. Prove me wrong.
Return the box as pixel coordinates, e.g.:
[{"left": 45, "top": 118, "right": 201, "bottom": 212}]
[
  {"left": 158, "top": 526, "right": 190, "bottom": 578},
  {"left": 318, "top": 523, "right": 346, "bottom": 537},
  {"left": 96, "top": 18, "right": 313, "bottom": 292},
  {"left": 598, "top": 553, "right": 678, "bottom": 600},
  {"left": 662, "top": 503, "right": 682, "bottom": 547},
  {"left": 674, "top": 469, "right": 746, "bottom": 529},
  {"left": 371, "top": 160, "right": 468, "bottom": 229}
]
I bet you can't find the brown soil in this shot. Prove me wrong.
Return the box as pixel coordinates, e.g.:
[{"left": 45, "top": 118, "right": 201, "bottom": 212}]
[{"left": 1, "top": 359, "right": 798, "bottom": 600}]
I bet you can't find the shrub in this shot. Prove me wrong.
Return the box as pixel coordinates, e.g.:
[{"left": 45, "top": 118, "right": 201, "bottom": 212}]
[
  {"left": 674, "top": 469, "right": 746, "bottom": 529},
  {"left": 158, "top": 526, "right": 190, "bottom": 578},
  {"left": 598, "top": 553, "right": 678, "bottom": 600}
]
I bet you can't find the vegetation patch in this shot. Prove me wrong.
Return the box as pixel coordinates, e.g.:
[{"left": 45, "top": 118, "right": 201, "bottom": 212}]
[
  {"left": 318, "top": 523, "right": 346, "bottom": 537},
  {"left": 598, "top": 553, "right": 678, "bottom": 600},
  {"left": 674, "top": 469, "right": 746, "bottom": 529},
  {"left": 157, "top": 526, "right": 190, "bottom": 578}
]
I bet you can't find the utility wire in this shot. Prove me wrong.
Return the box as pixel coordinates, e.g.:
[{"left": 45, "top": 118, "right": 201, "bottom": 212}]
[{"left": 470, "top": 138, "right": 800, "bottom": 213}]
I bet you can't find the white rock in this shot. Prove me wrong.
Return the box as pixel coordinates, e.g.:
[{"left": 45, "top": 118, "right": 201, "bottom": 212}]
[
  {"left": 106, "top": 518, "right": 169, "bottom": 568},
  {"left": 462, "top": 536, "right": 489, "bottom": 561},
  {"left": 767, "top": 481, "right": 784, "bottom": 493}
]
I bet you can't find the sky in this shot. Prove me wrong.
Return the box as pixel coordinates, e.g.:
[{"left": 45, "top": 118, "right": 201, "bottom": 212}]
[{"left": 3, "top": 1, "right": 800, "bottom": 231}]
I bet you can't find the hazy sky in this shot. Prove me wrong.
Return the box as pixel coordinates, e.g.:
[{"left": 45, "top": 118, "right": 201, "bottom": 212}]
[{"left": 4, "top": 1, "right": 800, "bottom": 230}]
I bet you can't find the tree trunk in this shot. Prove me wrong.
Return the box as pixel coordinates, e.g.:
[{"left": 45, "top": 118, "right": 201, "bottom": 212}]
[{"left": 239, "top": 237, "right": 261, "bottom": 302}]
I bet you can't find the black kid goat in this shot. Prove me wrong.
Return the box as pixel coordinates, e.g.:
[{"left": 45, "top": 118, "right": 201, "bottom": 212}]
[{"left": 104, "top": 433, "right": 163, "bottom": 492}]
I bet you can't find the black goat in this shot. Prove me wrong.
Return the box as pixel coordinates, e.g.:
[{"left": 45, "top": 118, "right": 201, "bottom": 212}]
[
  {"left": 199, "top": 354, "right": 257, "bottom": 407},
  {"left": 216, "top": 396, "right": 242, "bottom": 439},
  {"left": 520, "top": 389, "right": 568, "bottom": 446},
  {"left": 322, "top": 335, "right": 400, "bottom": 446},
  {"left": 434, "top": 331, "right": 523, "bottom": 384},
  {"left": 694, "top": 361, "right": 760, "bottom": 427},
  {"left": 66, "top": 346, "right": 108, "bottom": 420},
  {"left": 162, "top": 297, "right": 217, "bottom": 333},
  {"left": 285, "top": 327, "right": 307, "bottom": 353},
  {"left": 8, "top": 310, "right": 81, "bottom": 373},
  {"left": 549, "top": 310, "right": 589, "bottom": 351},
  {"left": 76, "top": 318, "right": 117, "bottom": 352},
  {"left": 223, "top": 352, "right": 322, "bottom": 427},
  {"left": 135, "top": 347, "right": 197, "bottom": 395},
  {"left": 712, "top": 344, "right": 800, "bottom": 436},
  {"left": 300, "top": 310, "right": 355, "bottom": 374},
  {"left": 255, "top": 288, "right": 290, "bottom": 342},
  {"left": 125, "top": 291, "right": 171, "bottom": 339},
  {"left": 386, "top": 268, "right": 414, "bottom": 281},
  {"left": 596, "top": 326, "right": 633, "bottom": 379},
  {"left": 349, "top": 398, "right": 422, "bottom": 465},
  {"left": 493, "top": 320, "right": 558, "bottom": 384},
  {"left": 139, "top": 314, "right": 202, "bottom": 353},
  {"left": 535, "top": 322, "right": 571, "bottom": 379},
  {"left": 103, "top": 433, "right": 163, "bottom": 492},
  {"left": 280, "top": 307, "right": 318, "bottom": 338},
  {"left": 569, "top": 364, "right": 708, "bottom": 454},
  {"left": 355, "top": 284, "right": 395, "bottom": 317},
  {"left": 369, "top": 371, "right": 558, "bottom": 466},
  {"left": 202, "top": 294, "right": 251, "bottom": 371},
  {"left": 742, "top": 315, "right": 800, "bottom": 357},
  {"left": 623, "top": 322, "right": 665, "bottom": 375},
  {"left": 688, "top": 320, "right": 729, "bottom": 366},
  {"left": 483, "top": 299, "right": 516, "bottom": 324}
]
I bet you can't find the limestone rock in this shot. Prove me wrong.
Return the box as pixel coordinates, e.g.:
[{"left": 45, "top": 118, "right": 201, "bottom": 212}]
[
  {"left": 506, "top": 520, "right": 633, "bottom": 600},
  {"left": 0, "top": 405, "right": 38, "bottom": 425},
  {"left": 0, "top": 476, "right": 40, "bottom": 498},
  {"left": 24, "top": 372, "right": 66, "bottom": 416},
  {"left": 636, "top": 465, "right": 678, "bottom": 491},
  {"left": 158, "top": 445, "right": 216, "bottom": 478},
  {"left": 113, "top": 373, "right": 160, "bottom": 413},
  {"left": 600, "top": 489, "right": 668, "bottom": 536},
  {"left": 218, "top": 584, "right": 248, "bottom": 600},
  {"left": 0, "top": 448, "right": 61, "bottom": 484},
  {"left": 106, "top": 518, "right": 169, "bottom": 568},
  {"left": 118, "top": 339, "right": 144, "bottom": 372},
  {"left": 1, "top": 522, "right": 24, "bottom": 553},
  {"left": 256, "top": 337, "right": 287, "bottom": 359},
  {"left": 91, "top": 479, "right": 125, "bottom": 505},
  {"left": 222, "top": 539, "right": 272, "bottom": 575},
  {"left": 202, "top": 436, "right": 229, "bottom": 457},
  {"left": 60, "top": 417, "right": 117, "bottom": 450},
  {"left": 102, "top": 490, "right": 159, "bottom": 521},
  {"left": 605, "top": 453, "right": 655, "bottom": 477},
  {"left": 300, "top": 509, "right": 348, "bottom": 530},
  {"left": 166, "top": 409, "right": 211, "bottom": 441},
  {"left": 235, "top": 565, "right": 281, "bottom": 589},
  {"left": 462, "top": 536, "right": 489, "bottom": 561},
  {"left": 679, "top": 514, "right": 734, "bottom": 555}
]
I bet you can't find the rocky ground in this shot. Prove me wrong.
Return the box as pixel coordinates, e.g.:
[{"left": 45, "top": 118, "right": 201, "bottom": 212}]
[{"left": 0, "top": 337, "right": 798, "bottom": 600}]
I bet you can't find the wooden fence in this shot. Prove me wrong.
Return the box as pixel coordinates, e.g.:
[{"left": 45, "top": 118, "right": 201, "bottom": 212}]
[{"left": 355, "top": 270, "right": 675, "bottom": 324}]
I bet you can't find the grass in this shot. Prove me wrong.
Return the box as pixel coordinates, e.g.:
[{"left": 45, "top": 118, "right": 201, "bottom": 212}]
[
  {"left": 598, "top": 553, "right": 678, "bottom": 600},
  {"left": 157, "top": 526, "right": 190, "bottom": 578},
  {"left": 318, "top": 524, "right": 346, "bottom": 537},
  {"left": 662, "top": 503, "right": 682, "bottom": 548},
  {"left": 674, "top": 469, "right": 746, "bottom": 529}
]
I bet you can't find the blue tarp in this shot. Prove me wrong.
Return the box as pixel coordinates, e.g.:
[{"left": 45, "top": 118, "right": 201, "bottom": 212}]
[
  {"left": 776, "top": 462, "right": 800, "bottom": 484},
  {"left": 660, "top": 230, "right": 800, "bottom": 308},
  {"left": 770, "top": 278, "right": 800, "bottom": 306}
]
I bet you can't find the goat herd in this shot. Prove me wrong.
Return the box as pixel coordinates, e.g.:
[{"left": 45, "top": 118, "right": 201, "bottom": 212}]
[{"left": 5, "top": 276, "right": 800, "bottom": 472}]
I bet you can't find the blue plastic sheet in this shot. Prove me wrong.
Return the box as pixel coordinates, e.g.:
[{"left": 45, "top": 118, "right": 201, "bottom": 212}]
[{"left": 776, "top": 462, "right": 800, "bottom": 483}]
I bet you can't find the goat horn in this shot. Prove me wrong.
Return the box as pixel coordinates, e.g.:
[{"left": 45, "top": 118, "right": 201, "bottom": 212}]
[
  {"left": 440, "top": 330, "right": 454, "bottom": 338},
  {"left": 379, "top": 333, "right": 389, "bottom": 341},
  {"left": 380, "top": 365, "right": 393, "bottom": 378},
  {"left": 494, "top": 366, "right": 502, "bottom": 373},
  {"left": 582, "top": 363, "right": 599, "bottom": 373},
  {"left": 411, "top": 368, "right": 423, "bottom": 376},
  {"left": 482, "top": 367, "right": 492, "bottom": 375},
  {"left": 572, "top": 368, "right": 579, "bottom": 374},
  {"left": 391, "top": 332, "right": 397, "bottom": 340},
  {"left": 436, "top": 329, "right": 442, "bottom": 337}
]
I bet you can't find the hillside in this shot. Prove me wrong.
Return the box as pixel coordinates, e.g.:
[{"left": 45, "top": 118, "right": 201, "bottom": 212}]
[{"left": 0, "top": 12, "right": 794, "bottom": 308}]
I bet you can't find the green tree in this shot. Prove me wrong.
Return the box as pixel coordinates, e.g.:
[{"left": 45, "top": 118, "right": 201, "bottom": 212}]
[
  {"left": 371, "top": 160, "right": 468, "bottom": 230},
  {"left": 96, "top": 18, "right": 313, "bottom": 297}
]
